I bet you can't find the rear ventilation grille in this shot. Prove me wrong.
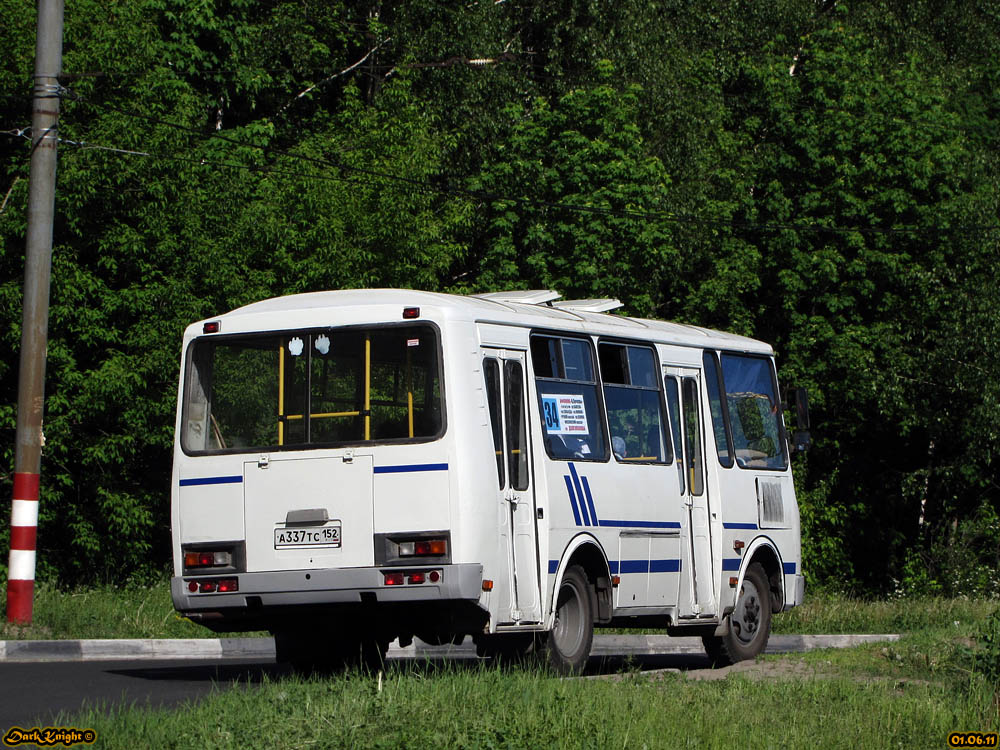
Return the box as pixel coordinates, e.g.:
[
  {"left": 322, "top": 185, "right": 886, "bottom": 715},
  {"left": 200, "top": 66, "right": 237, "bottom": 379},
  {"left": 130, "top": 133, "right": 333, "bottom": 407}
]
[{"left": 757, "top": 480, "right": 785, "bottom": 527}]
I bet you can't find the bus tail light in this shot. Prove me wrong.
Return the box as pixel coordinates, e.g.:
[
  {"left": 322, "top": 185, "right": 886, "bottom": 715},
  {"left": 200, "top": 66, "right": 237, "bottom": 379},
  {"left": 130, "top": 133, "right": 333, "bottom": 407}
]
[
  {"left": 398, "top": 538, "right": 448, "bottom": 557},
  {"left": 181, "top": 543, "right": 243, "bottom": 575},
  {"left": 185, "top": 550, "right": 232, "bottom": 568},
  {"left": 384, "top": 572, "right": 405, "bottom": 586},
  {"left": 408, "top": 572, "right": 425, "bottom": 584},
  {"left": 376, "top": 532, "right": 451, "bottom": 566}
]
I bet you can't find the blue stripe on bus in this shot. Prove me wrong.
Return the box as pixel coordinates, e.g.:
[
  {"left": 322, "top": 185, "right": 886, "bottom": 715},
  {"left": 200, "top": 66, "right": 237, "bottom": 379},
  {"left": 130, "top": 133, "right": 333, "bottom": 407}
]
[
  {"left": 649, "top": 559, "right": 682, "bottom": 573},
  {"left": 723, "top": 522, "right": 758, "bottom": 530},
  {"left": 783, "top": 562, "right": 797, "bottom": 574},
  {"left": 562, "top": 559, "right": 683, "bottom": 576},
  {"left": 373, "top": 463, "right": 449, "bottom": 474},
  {"left": 549, "top": 560, "right": 559, "bottom": 574},
  {"left": 581, "top": 475, "right": 599, "bottom": 527},
  {"left": 568, "top": 464, "right": 591, "bottom": 526},
  {"left": 179, "top": 475, "right": 243, "bottom": 487},
  {"left": 722, "top": 558, "right": 742, "bottom": 571},
  {"left": 619, "top": 559, "right": 649, "bottom": 574},
  {"left": 598, "top": 519, "right": 681, "bottom": 529},
  {"left": 563, "top": 475, "right": 583, "bottom": 526}
]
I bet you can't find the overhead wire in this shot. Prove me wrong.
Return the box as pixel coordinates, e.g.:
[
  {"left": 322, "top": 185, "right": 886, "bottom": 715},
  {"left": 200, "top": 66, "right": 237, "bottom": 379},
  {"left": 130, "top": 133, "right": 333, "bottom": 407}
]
[
  {"left": 58, "top": 87, "right": 1000, "bottom": 237},
  {"left": 6, "top": 82, "right": 999, "bottom": 238}
]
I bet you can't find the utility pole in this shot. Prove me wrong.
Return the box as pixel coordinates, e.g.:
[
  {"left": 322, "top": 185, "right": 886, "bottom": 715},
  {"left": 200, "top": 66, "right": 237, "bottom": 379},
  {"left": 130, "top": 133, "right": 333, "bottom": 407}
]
[{"left": 6, "top": 0, "right": 65, "bottom": 625}]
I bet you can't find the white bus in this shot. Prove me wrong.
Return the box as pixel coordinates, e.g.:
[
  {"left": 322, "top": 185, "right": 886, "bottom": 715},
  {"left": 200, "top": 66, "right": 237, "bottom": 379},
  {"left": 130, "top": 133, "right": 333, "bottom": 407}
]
[{"left": 171, "top": 289, "right": 808, "bottom": 673}]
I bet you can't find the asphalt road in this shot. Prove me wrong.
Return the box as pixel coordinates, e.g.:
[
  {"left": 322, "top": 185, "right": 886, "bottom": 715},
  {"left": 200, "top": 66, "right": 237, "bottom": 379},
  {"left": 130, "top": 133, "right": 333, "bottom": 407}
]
[{"left": 0, "top": 657, "right": 283, "bottom": 730}]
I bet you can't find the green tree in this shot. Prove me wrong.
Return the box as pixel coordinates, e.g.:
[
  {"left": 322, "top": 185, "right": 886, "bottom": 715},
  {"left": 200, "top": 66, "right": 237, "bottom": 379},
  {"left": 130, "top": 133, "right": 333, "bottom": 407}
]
[{"left": 469, "top": 68, "right": 677, "bottom": 316}]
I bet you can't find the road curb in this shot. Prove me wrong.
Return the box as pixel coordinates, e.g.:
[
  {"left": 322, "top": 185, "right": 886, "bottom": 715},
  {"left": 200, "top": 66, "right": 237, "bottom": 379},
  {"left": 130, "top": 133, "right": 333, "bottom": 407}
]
[{"left": 0, "top": 633, "right": 900, "bottom": 663}]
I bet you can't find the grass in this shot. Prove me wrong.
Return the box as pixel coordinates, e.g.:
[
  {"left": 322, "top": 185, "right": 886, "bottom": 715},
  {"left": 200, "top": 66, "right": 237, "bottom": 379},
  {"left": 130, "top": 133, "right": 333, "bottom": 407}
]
[
  {"left": 0, "top": 581, "right": 236, "bottom": 641},
  {"left": 771, "top": 593, "right": 998, "bottom": 635},
  {"left": 69, "top": 641, "right": 999, "bottom": 749}
]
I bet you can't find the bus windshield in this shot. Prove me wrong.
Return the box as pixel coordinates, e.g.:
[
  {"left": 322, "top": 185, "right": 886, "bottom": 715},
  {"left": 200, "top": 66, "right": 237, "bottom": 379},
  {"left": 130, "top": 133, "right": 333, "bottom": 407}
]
[{"left": 182, "top": 324, "right": 442, "bottom": 453}]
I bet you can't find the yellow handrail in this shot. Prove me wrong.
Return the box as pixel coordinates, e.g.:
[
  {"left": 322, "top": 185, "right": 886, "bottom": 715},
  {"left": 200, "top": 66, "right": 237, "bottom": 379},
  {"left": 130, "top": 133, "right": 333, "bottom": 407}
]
[
  {"left": 278, "top": 344, "right": 285, "bottom": 446},
  {"left": 284, "top": 411, "right": 360, "bottom": 421},
  {"left": 406, "top": 346, "right": 414, "bottom": 438},
  {"left": 364, "top": 334, "right": 371, "bottom": 440}
]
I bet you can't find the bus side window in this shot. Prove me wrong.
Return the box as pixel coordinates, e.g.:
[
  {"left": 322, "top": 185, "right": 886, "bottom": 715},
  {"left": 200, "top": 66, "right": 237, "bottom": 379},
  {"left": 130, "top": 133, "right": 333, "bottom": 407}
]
[
  {"left": 702, "top": 350, "right": 734, "bottom": 468},
  {"left": 483, "top": 358, "right": 504, "bottom": 489},
  {"left": 504, "top": 361, "right": 529, "bottom": 490},
  {"left": 664, "top": 376, "right": 685, "bottom": 494},
  {"left": 681, "top": 377, "right": 705, "bottom": 496},
  {"left": 531, "top": 335, "right": 606, "bottom": 461},
  {"left": 599, "top": 343, "right": 670, "bottom": 464}
]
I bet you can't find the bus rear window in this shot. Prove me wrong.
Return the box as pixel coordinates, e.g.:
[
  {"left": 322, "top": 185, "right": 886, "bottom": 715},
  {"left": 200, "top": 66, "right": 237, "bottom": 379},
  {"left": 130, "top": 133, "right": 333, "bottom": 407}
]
[{"left": 182, "top": 325, "right": 442, "bottom": 453}]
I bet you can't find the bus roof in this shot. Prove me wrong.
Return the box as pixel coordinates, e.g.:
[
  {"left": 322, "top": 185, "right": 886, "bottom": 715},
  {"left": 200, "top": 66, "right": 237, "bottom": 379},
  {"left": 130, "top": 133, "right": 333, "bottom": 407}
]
[{"left": 198, "top": 289, "right": 774, "bottom": 355}]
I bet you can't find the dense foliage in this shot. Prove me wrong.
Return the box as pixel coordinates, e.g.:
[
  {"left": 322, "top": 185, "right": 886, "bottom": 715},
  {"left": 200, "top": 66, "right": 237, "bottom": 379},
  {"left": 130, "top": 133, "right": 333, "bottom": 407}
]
[{"left": 1, "top": 0, "right": 998, "bottom": 592}]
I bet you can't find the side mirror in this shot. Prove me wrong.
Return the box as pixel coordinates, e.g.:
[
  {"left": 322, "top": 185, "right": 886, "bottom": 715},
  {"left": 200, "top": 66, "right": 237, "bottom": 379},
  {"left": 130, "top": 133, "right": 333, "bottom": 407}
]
[{"left": 792, "top": 430, "right": 812, "bottom": 453}]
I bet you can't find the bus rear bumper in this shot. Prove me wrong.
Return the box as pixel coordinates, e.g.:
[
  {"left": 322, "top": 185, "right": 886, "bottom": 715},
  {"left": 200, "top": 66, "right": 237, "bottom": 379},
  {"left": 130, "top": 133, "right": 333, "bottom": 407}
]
[{"left": 172, "top": 563, "right": 484, "bottom": 616}]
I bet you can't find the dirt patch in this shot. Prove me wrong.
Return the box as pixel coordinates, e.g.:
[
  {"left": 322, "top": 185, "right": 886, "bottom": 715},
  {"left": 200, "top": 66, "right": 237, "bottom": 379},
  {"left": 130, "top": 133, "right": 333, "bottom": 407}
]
[
  {"left": 579, "top": 658, "right": 836, "bottom": 683},
  {"left": 682, "top": 658, "right": 829, "bottom": 681},
  {"left": 579, "top": 658, "right": 934, "bottom": 685}
]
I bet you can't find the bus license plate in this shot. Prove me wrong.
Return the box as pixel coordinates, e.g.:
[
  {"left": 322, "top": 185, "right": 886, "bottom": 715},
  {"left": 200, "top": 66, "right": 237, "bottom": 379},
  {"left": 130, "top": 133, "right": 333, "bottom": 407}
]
[{"left": 274, "top": 524, "right": 341, "bottom": 549}]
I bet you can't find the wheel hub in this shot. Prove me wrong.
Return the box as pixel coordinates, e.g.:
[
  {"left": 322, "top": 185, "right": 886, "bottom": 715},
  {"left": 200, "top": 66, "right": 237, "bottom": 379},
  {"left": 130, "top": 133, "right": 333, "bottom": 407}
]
[{"left": 734, "top": 580, "right": 762, "bottom": 643}]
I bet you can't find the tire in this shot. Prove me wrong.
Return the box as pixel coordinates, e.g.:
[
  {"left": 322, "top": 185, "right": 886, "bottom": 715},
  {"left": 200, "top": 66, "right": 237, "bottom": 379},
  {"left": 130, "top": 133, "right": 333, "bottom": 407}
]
[
  {"left": 544, "top": 565, "right": 594, "bottom": 675},
  {"left": 702, "top": 562, "right": 771, "bottom": 666}
]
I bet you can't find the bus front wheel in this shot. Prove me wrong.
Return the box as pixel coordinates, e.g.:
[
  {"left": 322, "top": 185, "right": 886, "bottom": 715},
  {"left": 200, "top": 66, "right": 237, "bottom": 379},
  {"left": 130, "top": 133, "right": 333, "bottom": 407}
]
[
  {"left": 544, "top": 565, "right": 594, "bottom": 675},
  {"left": 702, "top": 562, "right": 771, "bottom": 666}
]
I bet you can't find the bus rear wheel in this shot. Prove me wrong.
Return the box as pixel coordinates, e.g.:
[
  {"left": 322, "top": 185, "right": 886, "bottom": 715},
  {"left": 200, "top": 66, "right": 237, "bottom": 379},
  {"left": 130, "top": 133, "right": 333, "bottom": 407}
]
[
  {"left": 544, "top": 565, "right": 594, "bottom": 675},
  {"left": 702, "top": 562, "right": 771, "bottom": 666}
]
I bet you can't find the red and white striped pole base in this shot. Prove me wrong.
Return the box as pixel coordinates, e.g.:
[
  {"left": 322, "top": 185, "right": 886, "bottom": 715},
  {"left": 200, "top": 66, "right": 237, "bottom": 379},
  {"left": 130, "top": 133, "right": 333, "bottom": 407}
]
[{"left": 7, "top": 472, "right": 39, "bottom": 624}]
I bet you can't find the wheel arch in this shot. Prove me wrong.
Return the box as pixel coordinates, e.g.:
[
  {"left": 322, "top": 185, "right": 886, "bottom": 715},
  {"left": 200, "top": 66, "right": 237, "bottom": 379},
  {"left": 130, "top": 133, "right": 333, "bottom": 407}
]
[
  {"left": 547, "top": 533, "right": 613, "bottom": 627},
  {"left": 742, "top": 537, "right": 785, "bottom": 613}
]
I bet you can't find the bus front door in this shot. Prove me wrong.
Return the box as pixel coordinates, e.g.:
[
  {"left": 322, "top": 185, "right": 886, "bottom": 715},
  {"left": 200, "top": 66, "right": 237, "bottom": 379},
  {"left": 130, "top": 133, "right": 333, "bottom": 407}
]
[
  {"left": 483, "top": 350, "right": 541, "bottom": 625},
  {"left": 665, "top": 367, "right": 717, "bottom": 618}
]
